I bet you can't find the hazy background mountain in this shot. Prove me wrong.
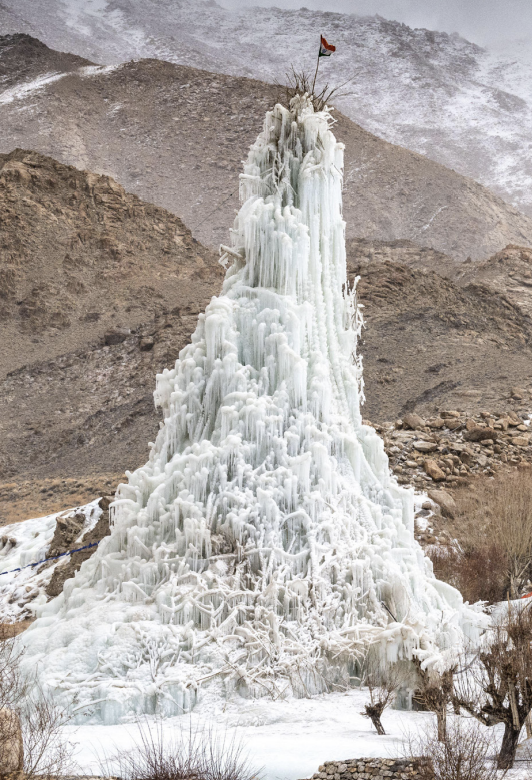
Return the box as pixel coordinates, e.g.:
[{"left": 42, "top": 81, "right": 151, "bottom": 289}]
[
  {"left": 1, "top": 35, "right": 532, "bottom": 262},
  {"left": 2, "top": 0, "right": 532, "bottom": 219}
]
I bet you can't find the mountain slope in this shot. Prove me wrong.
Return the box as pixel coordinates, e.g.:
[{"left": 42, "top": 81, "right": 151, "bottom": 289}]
[
  {"left": 0, "top": 32, "right": 92, "bottom": 92},
  {"left": 0, "top": 147, "right": 222, "bottom": 382},
  {"left": 349, "top": 256, "right": 532, "bottom": 423},
  {"left": 1, "top": 38, "right": 531, "bottom": 261},
  {"left": 2, "top": 1, "right": 532, "bottom": 219}
]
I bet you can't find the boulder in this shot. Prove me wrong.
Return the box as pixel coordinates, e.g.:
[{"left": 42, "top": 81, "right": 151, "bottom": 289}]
[
  {"left": 139, "top": 337, "right": 154, "bottom": 351},
  {"left": 427, "top": 417, "right": 445, "bottom": 428},
  {"left": 403, "top": 412, "right": 425, "bottom": 430},
  {"left": 446, "top": 419, "right": 462, "bottom": 430},
  {"left": 440, "top": 410, "right": 461, "bottom": 419},
  {"left": 424, "top": 459, "right": 446, "bottom": 481},
  {"left": 428, "top": 489, "right": 457, "bottom": 519},
  {"left": 48, "top": 511, "right": 86, "bottom": 557},
  {"left": 463, "top": 427, "right": 497, "bottom": 442},
  {"left": 104, "top": 327, "right": 130, "bottom": 346},
  {"left": 98, "top": 495, "right": 114, "bottom": 512},
  {"left": 413, "top": 440, "right": 438, "bottom": 453}
]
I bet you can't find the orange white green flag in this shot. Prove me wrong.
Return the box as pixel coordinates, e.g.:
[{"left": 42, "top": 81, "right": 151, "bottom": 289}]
[{"left": 319, "top": 35, "right": 336, "bottom": 57}]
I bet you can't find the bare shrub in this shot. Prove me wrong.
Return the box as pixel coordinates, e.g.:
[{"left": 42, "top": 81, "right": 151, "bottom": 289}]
[
  {"left": 100, "top": 719, "right": 261, "bottom": 780},
  {"left": 428, "top": 545, "right": 507, "bottom": 606},
  {"left": 0, "top": 623, "right": 74, "bottom": 779},
  {"left": 275, "top": 67, "right": 351, "bottom": 112},
  {"left": 21, "top": 684, "right": 75, "bottom": 780},
  {"left": 413, "top": 661, "right": 455, "bottom": 742},
  {"left": 453, "top": 602, "right": 532, "bottom": 770},
  {"left": 432, "top": 470, "right": 532, "bottom": 602},
  {"left": 404, "top": 716, "right": 497, "bottom": 780},
  {"left": 361, "top": 662, "right": 402, "bottom": 736}
]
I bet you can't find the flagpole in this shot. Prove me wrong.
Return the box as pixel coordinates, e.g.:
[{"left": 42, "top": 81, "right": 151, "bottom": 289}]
[{"left": 311, "top": 40, "right": 320, "bottom": 95}]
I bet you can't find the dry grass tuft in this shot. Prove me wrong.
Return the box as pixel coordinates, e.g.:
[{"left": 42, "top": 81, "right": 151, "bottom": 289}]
[
  {"left": 99, "top": 720, "right": 261, "bottom": 780},
  {"left": 275, "top": 67, "right": 351, "bottom": 112}
]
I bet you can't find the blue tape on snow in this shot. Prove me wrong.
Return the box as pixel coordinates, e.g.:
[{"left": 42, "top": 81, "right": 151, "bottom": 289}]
[{"left": 0, "top": 541, "right": 99, "bottom": 577}]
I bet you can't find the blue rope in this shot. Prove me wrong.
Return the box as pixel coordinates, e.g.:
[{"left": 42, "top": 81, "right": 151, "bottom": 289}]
[{"left": 0, "top": 541, "right": 99, "bottom": 577}]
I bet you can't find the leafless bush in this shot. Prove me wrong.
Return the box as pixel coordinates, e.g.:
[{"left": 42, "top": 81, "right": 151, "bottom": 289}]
[
  {"left": 428, "top": 544, "right": 508, "bottom": 606},
  {"left": 361, "top": 661, "right": 402, "bottom": 735},
  {"left": 453, "top": 602, "right": 532, "bottom": 769},
  {"left": 404, "top": 716, "right": 497, "bottom": 780},
  {"left": 100, "top": 719, "right": 261, "bottom": 780},
  {"left": 0, "top": 623, "right": 75, "bottom": 779},
  {"left": 275, "top": 67, "right": 351, "bottom": 112},
  {"left": 431, "top": 470, "right": 532, "bottom": 602},
  {"left": 413, "top": 661, "right": 455, "bottom": 742}
]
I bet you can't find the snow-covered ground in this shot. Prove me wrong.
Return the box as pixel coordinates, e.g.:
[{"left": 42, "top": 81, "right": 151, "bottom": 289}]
[
  {"left": 0, "top": 500, "right": 101, "bottom": 623},
  {"left": 65, "top": 689, "right": 530, "bottom": 779}
]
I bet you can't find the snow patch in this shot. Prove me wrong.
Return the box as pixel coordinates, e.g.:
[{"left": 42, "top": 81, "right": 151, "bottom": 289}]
[{"left": 0, "top": 72, "right": 67, "bottom": 104}]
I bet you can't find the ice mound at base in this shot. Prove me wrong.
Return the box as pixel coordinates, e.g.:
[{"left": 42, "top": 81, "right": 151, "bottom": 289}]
[{"left": 20, "top": 96, "right": 483, "bottom": 724}]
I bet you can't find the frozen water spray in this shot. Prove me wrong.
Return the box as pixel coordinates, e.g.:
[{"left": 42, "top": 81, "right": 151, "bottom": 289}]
[{"left": 21, "top": 97, "right": 483, "bottom": 723}]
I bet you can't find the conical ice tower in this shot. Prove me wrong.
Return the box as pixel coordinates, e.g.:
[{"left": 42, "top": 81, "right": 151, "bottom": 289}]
[{"left": 22, "top": 97, "right": 481, "bottom": 723}]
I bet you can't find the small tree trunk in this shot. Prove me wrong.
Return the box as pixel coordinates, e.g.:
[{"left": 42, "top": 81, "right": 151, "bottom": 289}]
[
  {"left": 497, "top": 723, "right": 522, "bottom": 770},
  {"left": 526, "top": 711, "right": 532, "bottom": 739},
  {"left": 436, "top": 705, "right": 446, "bottom": 742},
  {"left": 369, "top": 714, "right": 386, "bottom": 736},
  {"left": 364, "top": 704, "right": 386, "bottom": 735}
]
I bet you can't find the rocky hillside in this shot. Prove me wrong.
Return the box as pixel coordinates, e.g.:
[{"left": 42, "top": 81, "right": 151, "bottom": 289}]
[
  {"left": 454, "top": 244, "right": 532, "bottom": 318},
  {"left": 0, "top": 150, "right": 224, "bottom": 524},
  {"left": 0, "top": 148, "right": 222, "bottom": 381},
  {"left": 1, "top": 36, "right": 532, "bottom": 261},
  {"left": 349, "top": 256, "right": 532, "bottom": 423}
]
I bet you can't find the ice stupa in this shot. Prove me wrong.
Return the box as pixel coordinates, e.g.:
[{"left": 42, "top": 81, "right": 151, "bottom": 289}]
[{"left": 21, "top": 96, "right": 481, "bottom": 723}]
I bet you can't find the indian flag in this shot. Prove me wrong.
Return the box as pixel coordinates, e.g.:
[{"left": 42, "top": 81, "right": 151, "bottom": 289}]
[{"left": 319, "top": 35, "right": 336, "bottom": 57}]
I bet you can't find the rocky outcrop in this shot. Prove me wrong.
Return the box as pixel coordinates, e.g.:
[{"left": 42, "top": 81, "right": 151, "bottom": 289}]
[
  {"left": 45, "top": 496, "right": 112, "bottom": 598},
  {"left": 362, "top": 408, "right": 532, "bottom": 546},
  {"left": 370, "top": 408, "right": 532, "bottom": 491}
]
